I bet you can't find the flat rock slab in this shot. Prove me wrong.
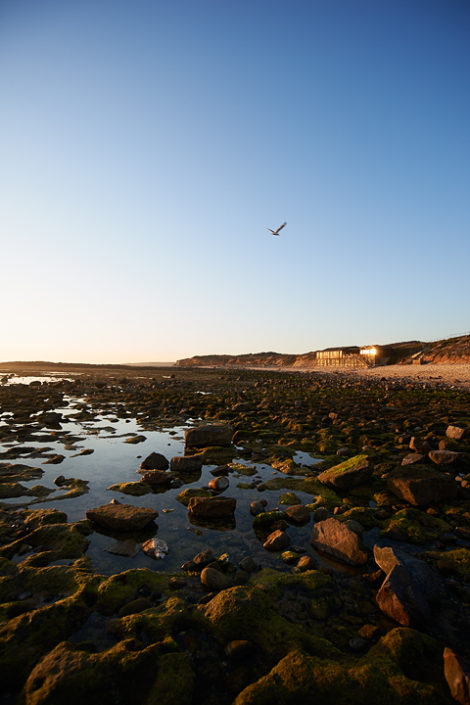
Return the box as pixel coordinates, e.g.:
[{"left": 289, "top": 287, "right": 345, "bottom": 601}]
[
  {"left": 185, "top": 424, "right": 234, "bottom": 449},
  {"left": 310, "top": 517, "right": 368, "bottom": 565},
  {"left": 170, "top": 455, "right": 203, "bottom": 472},
  {"left": 376, "top": 564, "right": 418, "bottom": 626},
  {"left": 140, "top": 470, "right": 172, "bottom": 486},
  {"left": 317, "top": 454, "right": 371, "bottom": 490},
  {"left": 86, "top": 503, "right": 158, "bottom": 531},
  {"left": 428, "top": 450, "right": 461, "bottom": 466},
  {"left": 387, "top": 467, "right": 458, "bottom": 506},
  {"left": 188, "top": 495, "right": 236, "bottom": 519}
]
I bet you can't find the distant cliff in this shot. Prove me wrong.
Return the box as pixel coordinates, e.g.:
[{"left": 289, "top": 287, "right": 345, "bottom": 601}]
[{"left": 176, "top": 334, "right": 470, "bottom": 368}]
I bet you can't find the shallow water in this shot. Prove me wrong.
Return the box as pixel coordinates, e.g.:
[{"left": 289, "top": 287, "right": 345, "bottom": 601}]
[{"left": 1, "top": 395, "right": 324, "bottom": 575}]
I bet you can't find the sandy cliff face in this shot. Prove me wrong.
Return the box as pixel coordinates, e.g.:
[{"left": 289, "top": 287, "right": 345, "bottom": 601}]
[{"left": 176, "top": 335, "right": 470, "bottom": 368}]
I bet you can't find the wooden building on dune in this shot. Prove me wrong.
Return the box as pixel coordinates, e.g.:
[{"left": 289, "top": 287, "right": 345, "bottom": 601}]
[{"left": 315, "top": 345, "right": 388, "bottom": 368}]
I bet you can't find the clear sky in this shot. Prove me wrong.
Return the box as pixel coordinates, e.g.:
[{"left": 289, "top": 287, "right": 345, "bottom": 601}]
[{"left": 1, "top": 0, "right": 469, "bottom": 363}]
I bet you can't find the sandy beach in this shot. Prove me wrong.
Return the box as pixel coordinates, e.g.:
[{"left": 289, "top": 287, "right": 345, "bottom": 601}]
[{"left": 307, "top": 362, "right": 470, "bottom": 389}]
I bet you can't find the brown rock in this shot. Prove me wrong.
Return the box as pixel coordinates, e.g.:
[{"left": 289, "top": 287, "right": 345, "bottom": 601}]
[
  {"left": 170, "top": 455, "right": 203, "bottom": 472},
  {"left": 428, "top": 450, "right": 461, "bottom": 466},
  {"left": 310, "top": 517, "right": 368, "bottom": 565},
  {"left": 201, "top": 566, "right": 231, "bottom": 591},
  {"left": 86, "top": 503, "right": 158, "bottom": 531},
  {"left": 284, "top": 504, "right": 310, "bottom": 525},
  {"left": 443, "top": 647, "right": 470, "bottom": 705},
  {"left": 263, "top": 529, "right": 290, "bottom": 551},
  {"left": 409, "top": 437, "right": 430, "bottom": 453},
  {"left": 376, "top": 565, "right": 415, "bottom": 626},
  {"left": 446, "top": 425, "right": 466, "bottom": 441},
  {"left": 387, "top": 467, "right": 458, "bottom": 506},
  {"left": 208, "top": 476, "right": 229, "bottom": 492},
  {"left": 141, "top": 470, "right": 172, "bottom": 486},
  {"left": 187, "top": 495, "right": 236, "bottom": 519},
  {"left": 185, "top": 424, "right": 234, "bottom": 449},
  {"left": 401, "top": 453, "right": 425, "bottom": 466}
]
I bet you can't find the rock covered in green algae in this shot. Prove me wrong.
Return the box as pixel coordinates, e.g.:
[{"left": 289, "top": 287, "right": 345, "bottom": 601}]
[
  {"left": 86, "top": 503, "right": 158, "bottom": 531},
  {"left": 234, "top": 627, "right": 451, "bottom": 705},
  {"left": 317, "top": 454, "right": 372, "bottom": 490}
]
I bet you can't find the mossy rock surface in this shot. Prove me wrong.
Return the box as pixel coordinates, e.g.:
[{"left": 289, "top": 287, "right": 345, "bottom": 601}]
[
  {"left": 234, "top": 643, "right": 450, "bottom": 705},
  {"left": 382, "top": 508, "right": 450, "bottom": 544},
  {"left": 22, "top": 638, "right": 162, "bottom": 705},
  {"left": 107, "top": 481, "right": 152, "bottom": 496},
  {"left": 96, "top": 569, "right": 170, "bottom": 616},
  {"left": 175, "top": 487, "right": 212, "bottom": 506}
]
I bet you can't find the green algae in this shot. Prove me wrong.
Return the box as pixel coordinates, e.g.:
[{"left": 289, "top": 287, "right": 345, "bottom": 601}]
[
  {"left": 96, "top": 569, "right": 170, "bottom": 616},
  {"left": 107, "top": 481, "right": 152, "bottom": 496},
  {"left": 175, "top": 487, "right": 212, "bottom": 506},
  {"left": 145, "top": 652, "right": 195, "bottom": 705},
  {"left": 381, "top": 508, "right": 450, "bottom": 544}
]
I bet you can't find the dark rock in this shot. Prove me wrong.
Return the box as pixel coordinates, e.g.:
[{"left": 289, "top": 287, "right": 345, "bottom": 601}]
[
  {"left": 401, "top": 453, "right": 425, "bottom": 466},
  {"left": 86, "top": 503, "right": 158, "bottom": 531},
  {"left": 185, "top": 424, "right": 234, "bottom": 449},
  {"left": 409, "top": 437, "right": 430, "bottom": 453},
  {"left": 225, "top": 640, "right": 254, "bottom": 660},
  {"left": 170, "top": 455, "right": 203, "bottom": 472},
  {"left": 376, "top": 564, "right": 418, "bottom": 626},
  {"left": 263, "top": 529, "right": 290, "bottom": 551},
  {"left": 250, "top": 500, "right": 267, "bottom": 516},
  {"left": 428, "top": 450, "right": 461, "bottom": 466},
  {"left": 187, "top": 495, "right": 236, "bottom": 519},
  {"left": 310, "top": 517, "right": 368, "bottom": 565},
  {"left": 208, "top": 476, "right": 229, "bottom": 492},
  {"left": 239, "top": 556, "right": 257, "bottom": 573},
  {"left": 387, "top": 467, "right": 458, "bottom": 506},
  {"left": 313, "top": 506, "right": 329, "bottom": 522},
  {"left": 296, "top": 555, "right": 317, "bottom": 571},
  {"left": 201, "top": 566, "right": 231, "bottom": 591},
  {"left": 140, "top": 470, "right": 172, "bottom": 486},
  {"left": 373, "top": 545, "right": 443, "bottom": 602},
  {"left": 140, "top": 452, "right": 169, "bottom": 471},
  {"left": 284, "top": 504, "right": 310, "bottom": 525}
]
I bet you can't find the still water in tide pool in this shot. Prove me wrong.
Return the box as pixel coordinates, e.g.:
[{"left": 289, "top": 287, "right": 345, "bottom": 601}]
[{"left": 0, "top": 394, "right": 323, "bottom": 575}]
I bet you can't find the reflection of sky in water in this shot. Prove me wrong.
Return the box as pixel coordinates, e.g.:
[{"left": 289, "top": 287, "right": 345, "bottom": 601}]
[
  {"left": 1, "top": 375, "right": 74, "bottom": 386},
  {"left": 0, "top": 395, "right": 350, "bottom": 576}
]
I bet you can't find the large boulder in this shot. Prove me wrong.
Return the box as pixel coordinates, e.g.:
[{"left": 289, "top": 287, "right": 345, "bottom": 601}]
[
  {"left": 187, "top": 495, "right": 236, "bottom": 519},
  {"left": 376, "top": 564, "right": 426, "bottom": 626},
  {"left": 139, "top": 452, "right": 169, "bottom": 471},
  {"left": 374, "top": 545, "right": 443, "bottom": 603},
  {"left": 310, "top": 517, "right": 368, "bottom": 565},
  {"left": 86, "top": 503, "right": 158, "bottom": 531},
  {"left": 387, "top": 467, "right": 458, "bottom": 506},
  {"left": 185, "top": 424, "right": 234, "bottom": 450},
  {"left": 317, "top": 455, "right": 372, "bottom": 490}
]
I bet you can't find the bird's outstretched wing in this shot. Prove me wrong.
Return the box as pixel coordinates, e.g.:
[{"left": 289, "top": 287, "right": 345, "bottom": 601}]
[{"left": 275, "top": 221, "right": 287, "bottom": 234}]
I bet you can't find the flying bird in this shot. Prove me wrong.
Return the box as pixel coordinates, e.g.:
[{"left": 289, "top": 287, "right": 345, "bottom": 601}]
[{"left": 267, "top": 221, "right": 286, "bottom": 236}]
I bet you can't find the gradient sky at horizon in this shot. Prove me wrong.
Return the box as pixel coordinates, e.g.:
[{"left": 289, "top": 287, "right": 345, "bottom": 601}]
[{"left": 1, "top": 0, "right": 469, "bottom": 363}]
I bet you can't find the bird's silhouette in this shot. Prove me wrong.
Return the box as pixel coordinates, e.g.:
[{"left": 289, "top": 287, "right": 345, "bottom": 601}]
[{"left": 267, "top": 221, "right": 286, "bottom": 236}]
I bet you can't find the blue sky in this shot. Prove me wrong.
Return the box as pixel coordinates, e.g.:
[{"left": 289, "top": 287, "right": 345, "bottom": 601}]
[{"left": 1, "top": 0, "right": 469, "bottom": 362}]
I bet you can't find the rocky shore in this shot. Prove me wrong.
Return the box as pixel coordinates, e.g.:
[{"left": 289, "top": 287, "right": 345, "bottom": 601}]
[{"left": 1, "top": 364, "right": 470, "bottom": 704}]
